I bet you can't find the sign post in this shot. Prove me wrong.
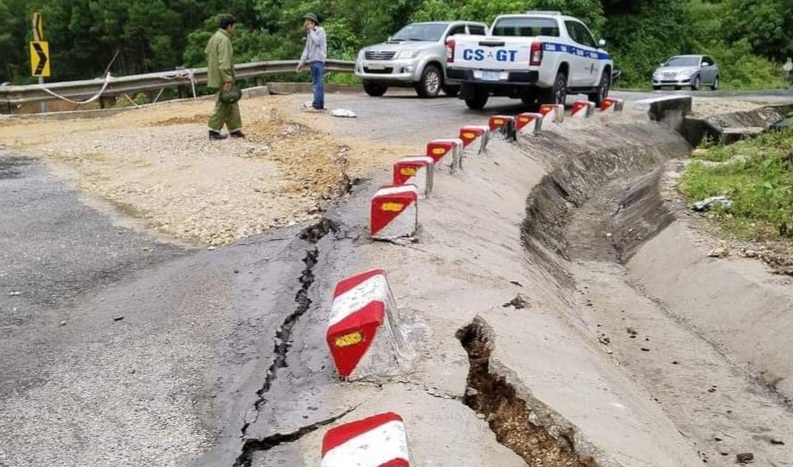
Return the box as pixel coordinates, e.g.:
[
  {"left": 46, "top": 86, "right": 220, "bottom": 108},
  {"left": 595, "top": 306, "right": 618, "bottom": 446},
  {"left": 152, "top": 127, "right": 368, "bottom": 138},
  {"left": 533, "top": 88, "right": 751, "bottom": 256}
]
[{"left": 30, "top": 12, "right": 49, "bottom": 114}]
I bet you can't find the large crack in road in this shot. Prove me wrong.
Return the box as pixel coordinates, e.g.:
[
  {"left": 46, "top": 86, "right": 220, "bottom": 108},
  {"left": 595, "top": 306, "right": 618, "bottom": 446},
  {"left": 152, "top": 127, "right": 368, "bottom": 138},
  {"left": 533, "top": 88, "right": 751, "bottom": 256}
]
[{"left": 233, "top": 218, "right": 340, "bottom": 467}]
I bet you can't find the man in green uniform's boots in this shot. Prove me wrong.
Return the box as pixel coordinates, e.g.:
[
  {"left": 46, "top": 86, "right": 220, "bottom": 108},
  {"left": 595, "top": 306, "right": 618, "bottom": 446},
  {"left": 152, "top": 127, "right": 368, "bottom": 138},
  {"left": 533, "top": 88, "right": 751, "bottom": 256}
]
[{"left": 205, "top": 14, "right": 244, "bottom": 140}]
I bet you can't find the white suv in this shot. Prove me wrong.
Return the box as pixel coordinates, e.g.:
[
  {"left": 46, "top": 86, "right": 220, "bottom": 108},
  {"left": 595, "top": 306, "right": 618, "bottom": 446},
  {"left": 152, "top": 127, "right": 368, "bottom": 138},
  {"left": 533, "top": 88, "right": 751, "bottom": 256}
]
[
  {"left": 355, "top": 21, "right": 488, "bottom": 98},
  {"left": 446, "top": 11, "right": 613, "bottom": 110}
]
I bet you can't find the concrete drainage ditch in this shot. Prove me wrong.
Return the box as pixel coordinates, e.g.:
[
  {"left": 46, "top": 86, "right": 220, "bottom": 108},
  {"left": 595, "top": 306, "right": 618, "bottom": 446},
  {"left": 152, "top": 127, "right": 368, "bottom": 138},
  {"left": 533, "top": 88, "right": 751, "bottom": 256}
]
[
  {"left": 519, "top": 106, "right": 793, "bottom": 465},
  {"left": 457, "top": 317, "right": 596, "bottom": 467}
]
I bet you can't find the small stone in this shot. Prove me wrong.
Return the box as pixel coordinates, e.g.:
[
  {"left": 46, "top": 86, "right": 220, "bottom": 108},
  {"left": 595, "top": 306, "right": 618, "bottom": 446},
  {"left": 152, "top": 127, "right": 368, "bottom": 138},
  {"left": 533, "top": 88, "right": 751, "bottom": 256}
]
[
  {"left": 60, "top": 321, "right": 67, "bottom": 326},
  {"left": 708, "top": 246, "right": 729, "bottom": 258},
  {"left": 736, "top": 453, "right": 754, "bottom": 464},
  {"left": 510, "top": 280, "right": 523, "bottom": 287},
  {"left": 234, "top": 270, "right": 240, "bottom": 274},
  {"left": 641, "top": 347, "right": 651, "bottom": 352},
  {"left": 8, "top": 291, "right": 21, "bottom": 297},
  {"left": 672, "top": 361, "right": 680, "bottom": 365},
  {"left": 114, "top": 316, "right": 124, "bottom": 322},
  {"left": 208, "top": 246, "right": 216, "bottom": 251},
  {"left": 503, "top": 294, "right": 531, "bottom": 310},
  {"left": 708, "top": 387, "right": 717, "bottom": 393},
  {"left": 465, "top": 388, "right": 479, "bottom": 398},
  {"left": 476, "top": 413, "right": 485, "bottom": 420},
  {"left": 770, "top": 439, "right": 785, "bottom": 445}
]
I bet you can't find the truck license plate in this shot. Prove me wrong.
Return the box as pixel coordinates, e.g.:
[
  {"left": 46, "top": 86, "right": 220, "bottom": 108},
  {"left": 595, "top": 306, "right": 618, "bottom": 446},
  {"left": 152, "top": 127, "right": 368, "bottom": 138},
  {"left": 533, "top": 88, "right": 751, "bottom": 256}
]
[
  {"left": 482, "top": 71, "right": 500, "bottom": 81},
  {"left": 368, "top": 64, "right": 385, "bottom": 70}
]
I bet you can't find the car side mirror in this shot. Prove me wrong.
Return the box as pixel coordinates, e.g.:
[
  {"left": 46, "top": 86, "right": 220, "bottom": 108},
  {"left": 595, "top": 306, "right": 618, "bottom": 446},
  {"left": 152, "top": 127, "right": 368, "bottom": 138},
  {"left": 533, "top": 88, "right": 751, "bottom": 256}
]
[
  {"left": 702, "top": 62, "right": 710, "bottom": 67},
  {"left": 598, "top": 39, "right": 606, "bottom": 48}
]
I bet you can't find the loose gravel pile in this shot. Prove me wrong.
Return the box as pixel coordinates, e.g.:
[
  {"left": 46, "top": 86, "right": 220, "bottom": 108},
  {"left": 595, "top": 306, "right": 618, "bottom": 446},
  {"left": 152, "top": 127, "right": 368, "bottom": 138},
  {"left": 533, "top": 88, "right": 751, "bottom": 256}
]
[{"left": 0, "top": 95, "right": 409, "bottom": 245}]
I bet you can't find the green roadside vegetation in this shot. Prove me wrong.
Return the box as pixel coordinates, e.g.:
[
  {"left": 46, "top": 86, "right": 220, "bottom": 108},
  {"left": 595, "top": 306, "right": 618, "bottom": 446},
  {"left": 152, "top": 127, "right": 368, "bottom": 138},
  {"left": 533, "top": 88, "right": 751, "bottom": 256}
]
[{"left": 680, "top": 129, "right": 793, "bottom": 242}]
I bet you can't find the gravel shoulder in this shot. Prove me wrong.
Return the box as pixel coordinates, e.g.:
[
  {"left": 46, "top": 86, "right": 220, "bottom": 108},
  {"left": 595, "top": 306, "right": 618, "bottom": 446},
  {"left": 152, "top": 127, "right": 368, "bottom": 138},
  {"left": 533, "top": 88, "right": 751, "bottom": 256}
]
[{"left": 0, "top": 95, "right": 413, "bottom": 246}]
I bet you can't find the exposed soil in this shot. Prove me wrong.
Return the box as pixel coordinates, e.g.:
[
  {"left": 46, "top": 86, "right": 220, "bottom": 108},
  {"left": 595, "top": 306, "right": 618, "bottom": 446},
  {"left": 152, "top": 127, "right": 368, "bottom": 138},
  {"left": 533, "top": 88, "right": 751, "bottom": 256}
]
[
  {"left": 458, "top": 318, "right": 596, "bottom": 467},
  {"left": 0, "top": 95, "right": 412, "bottom": 245}
]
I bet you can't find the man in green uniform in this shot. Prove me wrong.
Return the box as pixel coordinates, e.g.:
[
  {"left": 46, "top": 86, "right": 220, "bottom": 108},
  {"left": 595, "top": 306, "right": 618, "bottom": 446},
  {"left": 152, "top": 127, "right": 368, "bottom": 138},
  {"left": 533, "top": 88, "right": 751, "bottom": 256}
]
[{"left": 206, "top": 14, "right": 244, "bottom": 140}]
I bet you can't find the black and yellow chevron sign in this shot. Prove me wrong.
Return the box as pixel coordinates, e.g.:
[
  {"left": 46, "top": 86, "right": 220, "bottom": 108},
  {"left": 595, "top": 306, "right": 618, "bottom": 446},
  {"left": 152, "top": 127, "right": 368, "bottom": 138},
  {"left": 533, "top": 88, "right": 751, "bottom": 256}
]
[
  {"left": 30, "top": 41, "right": 50, "bottom": 77},
  {"left": 32, "top": 12, "right": 44, "bottom": 42}
]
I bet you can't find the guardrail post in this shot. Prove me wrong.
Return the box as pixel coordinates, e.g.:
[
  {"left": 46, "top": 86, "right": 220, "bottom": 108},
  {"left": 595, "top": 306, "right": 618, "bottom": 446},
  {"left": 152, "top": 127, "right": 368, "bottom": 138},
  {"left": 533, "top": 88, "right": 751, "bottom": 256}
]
[{"left": 99, "top": 96, "right": 114, "bottom": 109}]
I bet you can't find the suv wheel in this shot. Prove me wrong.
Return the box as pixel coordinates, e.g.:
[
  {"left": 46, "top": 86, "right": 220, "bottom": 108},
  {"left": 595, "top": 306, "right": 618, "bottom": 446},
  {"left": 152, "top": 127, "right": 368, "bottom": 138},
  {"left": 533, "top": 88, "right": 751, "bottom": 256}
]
[
  {"left": 442, "top": 84, "right": 460, "bottom": 97},
  {"left": 587, "top": 71, "right": 610, "bottom": 106},
  {"left": 415, "top": 65, "right": 442, "bottom": 98},
  {"left": 691, "top": 75, "right": 701, "bottom": 91},
  {"left": 542, "top": 72, "right": 568, "bottom": 105},
  {"left": 711, "top": 75, "right": 720, "bottom": 91},
  {"left": 363, "top": 81, "right": 387, "bottom": 97},
  {"left": 464, "top": 87, "right": 489, "bottom": 110}
]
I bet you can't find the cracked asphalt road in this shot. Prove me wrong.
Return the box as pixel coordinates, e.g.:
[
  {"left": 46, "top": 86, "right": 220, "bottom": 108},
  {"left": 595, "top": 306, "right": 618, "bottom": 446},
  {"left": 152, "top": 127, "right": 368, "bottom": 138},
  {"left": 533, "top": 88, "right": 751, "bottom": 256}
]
[{"left": 2, "top": 89, "right": 791, "bottom": 467}]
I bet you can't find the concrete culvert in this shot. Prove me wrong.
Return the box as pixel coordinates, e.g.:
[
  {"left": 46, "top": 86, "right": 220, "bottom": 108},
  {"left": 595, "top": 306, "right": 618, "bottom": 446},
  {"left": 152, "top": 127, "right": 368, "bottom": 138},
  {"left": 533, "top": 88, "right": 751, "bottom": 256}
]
[{"left": 457, "top": 317, "right": 597, "bottom": 467}]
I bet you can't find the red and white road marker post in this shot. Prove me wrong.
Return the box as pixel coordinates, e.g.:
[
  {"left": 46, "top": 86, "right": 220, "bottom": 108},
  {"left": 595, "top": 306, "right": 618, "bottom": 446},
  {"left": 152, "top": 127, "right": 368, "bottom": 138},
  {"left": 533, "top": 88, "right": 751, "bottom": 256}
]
[
  {"left": 326, "top": 269, "right": 409, "bottom": 381},
  {"left": 370, "top": 185, "right": 419, "bottom": 241},
  {"left": 426, "top": 138, "right": 464, "bottom": 173},
  {"left": 539, "top": 103, "right": 565, "bottom": 124},
  {"left": 459, "top": 125, "right": 490, "bottom": 154},
  {"left": 488, "top": 115, "right": 516, "bottom": 140},
  {"left": 321, "top": 412, "right": 411, "bottom": 467},
  {"left": 600, "top": 97, "right": 625, "bottom": 114},
  {"left": 393, "top": 156, "right": 434, "bottom": 199},
  {"left": 571, "top": 100, "right": 595, "bottom": 119},
  {"left": 516, "top": 112, "right": 544, "bottom": 136}
]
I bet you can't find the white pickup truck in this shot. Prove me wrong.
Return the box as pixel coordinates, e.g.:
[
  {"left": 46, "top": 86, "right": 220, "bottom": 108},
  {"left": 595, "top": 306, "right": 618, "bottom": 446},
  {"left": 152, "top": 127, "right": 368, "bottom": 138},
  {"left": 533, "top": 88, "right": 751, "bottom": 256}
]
[{"left": 445, "top": 11, "right": 613, "bottom": 110}]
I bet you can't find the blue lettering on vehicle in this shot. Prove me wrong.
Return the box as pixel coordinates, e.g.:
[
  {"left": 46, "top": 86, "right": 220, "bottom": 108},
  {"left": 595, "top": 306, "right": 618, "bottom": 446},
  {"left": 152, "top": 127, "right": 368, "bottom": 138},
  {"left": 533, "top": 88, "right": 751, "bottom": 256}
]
[
  {"left": 462, "top": 48, "right": 519, "bottom": 62},
  {"left": 542, "top": 42, "right": 611, "bottom": 60}
]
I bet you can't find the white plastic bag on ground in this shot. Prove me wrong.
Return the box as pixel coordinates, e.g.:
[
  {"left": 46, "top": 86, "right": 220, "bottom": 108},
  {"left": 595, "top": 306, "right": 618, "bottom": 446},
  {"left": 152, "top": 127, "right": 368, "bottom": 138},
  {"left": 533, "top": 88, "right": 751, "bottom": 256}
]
[{"left": 331, "top": 108, "right": 357, "bottom": 118}]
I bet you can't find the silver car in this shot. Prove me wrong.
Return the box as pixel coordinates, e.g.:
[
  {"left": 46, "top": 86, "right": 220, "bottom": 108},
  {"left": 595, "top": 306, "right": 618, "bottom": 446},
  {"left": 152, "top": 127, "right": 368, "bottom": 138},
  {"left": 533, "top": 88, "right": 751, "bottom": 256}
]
[
  {"left": 652, "top": 54, "right": 720, "bottom": 91},
  {"left": 355, "top": 21, "right": 488, "bottom": 98}
]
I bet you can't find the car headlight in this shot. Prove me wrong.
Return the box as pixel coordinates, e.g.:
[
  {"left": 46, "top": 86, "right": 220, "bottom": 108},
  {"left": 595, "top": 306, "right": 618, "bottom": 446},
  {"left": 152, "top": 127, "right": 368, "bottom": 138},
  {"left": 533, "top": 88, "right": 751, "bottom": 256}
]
[{"left": 394, "top": 50, "right": 419, "bottom": 60}]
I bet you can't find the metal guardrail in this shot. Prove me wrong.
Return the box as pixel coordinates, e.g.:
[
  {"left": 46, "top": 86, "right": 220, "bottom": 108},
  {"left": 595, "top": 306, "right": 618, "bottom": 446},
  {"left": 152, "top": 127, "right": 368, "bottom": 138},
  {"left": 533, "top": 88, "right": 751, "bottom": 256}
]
[{"left": 0, "top": 59, "right": 356, "bottom": 107}]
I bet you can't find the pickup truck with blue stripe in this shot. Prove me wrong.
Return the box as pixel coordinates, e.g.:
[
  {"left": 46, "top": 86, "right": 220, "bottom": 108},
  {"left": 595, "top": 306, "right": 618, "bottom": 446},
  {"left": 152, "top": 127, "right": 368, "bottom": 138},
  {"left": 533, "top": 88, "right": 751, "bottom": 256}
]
[{"left": 446, "top": 11, "right": 613, "bottom": 110}]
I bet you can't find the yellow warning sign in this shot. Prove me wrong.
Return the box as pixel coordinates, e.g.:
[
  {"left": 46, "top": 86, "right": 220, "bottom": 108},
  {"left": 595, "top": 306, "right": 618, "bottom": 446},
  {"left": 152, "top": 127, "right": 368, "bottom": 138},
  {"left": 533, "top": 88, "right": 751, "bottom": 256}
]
[
  {"left": 32, "top": 12, "right": 44, "bottom": 42},
  {"left": 30, "top": 41, "right": 51, "bottom": 77}
]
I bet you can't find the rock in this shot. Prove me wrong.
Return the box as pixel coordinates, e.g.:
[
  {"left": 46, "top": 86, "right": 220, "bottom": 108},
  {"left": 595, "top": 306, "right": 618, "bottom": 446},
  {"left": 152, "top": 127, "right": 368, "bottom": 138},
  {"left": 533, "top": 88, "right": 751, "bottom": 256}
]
[
  {"left": 708, "top": 246, "right": 730, "bottom": 258},
  {"left": 60, "top": 321, "right": 67, "bottom": 326},
  {"left": 8, "top": 291, "right": 21, "bottom": 296},
  {"left": 598, "top": 335, "right": 611, "bottom": 345},
  {"left": 465, "top": 388, "right": 479, "bottom": 398},
  {"left": 691, "top": 195, "right": 733, "bottom": 212},
  {"left": 510, "top": 280, "right": 523, "bottom": 287},
  {"left": 736, "top": 453, "right": 754, "bottom": 464},
  {"left": 770, "top": 439, "right": 785, "bottom": 445},
  {"left": 503, "top": 294, "right": 531, "bottom": 310},
  {"left": 476, "top": 413, "right": 485, "bottom": 420},
  {"left": 641, "top": 347, "right": 651, "bottom": 352},
  {"left": 114, "top": 316, "right": 124, "bottom": 322}
]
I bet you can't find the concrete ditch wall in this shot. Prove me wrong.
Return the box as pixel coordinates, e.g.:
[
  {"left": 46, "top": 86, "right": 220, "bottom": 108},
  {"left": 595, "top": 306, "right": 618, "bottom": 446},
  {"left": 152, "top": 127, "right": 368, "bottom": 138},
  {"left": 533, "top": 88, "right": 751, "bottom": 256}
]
[{"left": 287, "top": 116, "right": 705, "bottom": 467}]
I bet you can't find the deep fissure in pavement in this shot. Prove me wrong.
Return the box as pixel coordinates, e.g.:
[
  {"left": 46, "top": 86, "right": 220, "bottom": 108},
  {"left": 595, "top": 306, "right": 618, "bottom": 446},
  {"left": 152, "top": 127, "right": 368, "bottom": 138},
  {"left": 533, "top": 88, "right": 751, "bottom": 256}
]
[
  {"left": 234, "top": 407, "right": 355, "bottom": 467},
  {"left": 457, "top": 318, "right": 596, "bottom": 467},
  {"left": 233, "top": 218, "right": 339, "bottom": 467}
]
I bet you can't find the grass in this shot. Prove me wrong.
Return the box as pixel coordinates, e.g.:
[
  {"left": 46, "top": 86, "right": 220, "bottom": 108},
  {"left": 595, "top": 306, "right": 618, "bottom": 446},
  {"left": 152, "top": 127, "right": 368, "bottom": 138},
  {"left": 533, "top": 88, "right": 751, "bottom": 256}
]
[{"left": 680, "top": 129, "right": 793, "bottom": 240}]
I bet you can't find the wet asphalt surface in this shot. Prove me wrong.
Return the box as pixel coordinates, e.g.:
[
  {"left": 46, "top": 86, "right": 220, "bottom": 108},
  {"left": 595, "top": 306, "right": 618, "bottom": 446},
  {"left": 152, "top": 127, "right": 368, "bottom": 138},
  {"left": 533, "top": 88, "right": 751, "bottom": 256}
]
[{"left": 1, "top": 88, "right": 791, "bottom": 467}]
